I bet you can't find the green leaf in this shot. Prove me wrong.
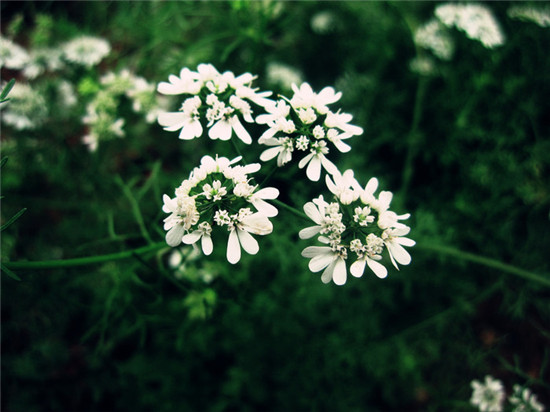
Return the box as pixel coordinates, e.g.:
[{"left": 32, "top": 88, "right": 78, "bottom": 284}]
[
  {"left": 1, "top": 262, "right": 21, "bottom": 281},
  {"left": 0, "top": 78, "right": 15, "bottom": 103},
  {"left": 0, "top": 208, "right": 27, "bottom": 232},
  {"left": 0, "top": 156, "right": 8, "bottom": 168}
]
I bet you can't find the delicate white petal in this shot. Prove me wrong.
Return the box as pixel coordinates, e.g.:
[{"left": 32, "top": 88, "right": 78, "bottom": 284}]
[
  {"left": 320, "top": 260, "right": 336, "bottom": 284},
  {"left": 241, "top": 213, "right": 273, "bottom": 235},
  {"left": 260, "top": 146, "right": 282, "bottom": 162},
  {"left": 231, "top": 116, "right": 252, "bottom": 144},
  {"left": 350, "top": 259, "right": 366, "bottom": 278},
  {"left": 201, "top": 235, "right": 213, "bottom": 255},
  {"left": 253, "top": 199, "right": 279, "bottom": 217},
  {"left": 320, "top": 156, "right": 339, "bottom": 176},
  {"left": 227, "top": 229, "right": 241, "bottom": 264},
  {"left": 209, "top": 119, "right": 232, "bottom": 140},
  {"left": 298, "top": 153, "right": 314, "bottom": 169},
  {"left": 302, "top": 246, "right": 331, "bottom": 258},
  {"left": 332, "top": 138, "right": 352, "bottom": 153},
  {"left": 387, "top": 242, "right": 412, "bottom": 266},
  {"left": 309, "top": 252, "right": 336, "bottom": 272},
  {"left": 255, "top": 187, "right": 279, "bottom": 200},
  {"left": 306, "top": 156, "right": 322, "bottom": 181},
  {"left": 166, "top": 225, "right": 185, "bottom": 247},
  {"left": 237, "top": 228, "right": 260, "bottom": 255},
  {"left": 182, "top": 231, "right": 201, "bottom": 245},
  {"left": 258, "top": 127, "right": 278, "bottom": 144},
  {"left": 332, "top": 258, "right": 347, "bottom": 285},
  {"left": 396, "top": 237, "right": 416, "bottom": 247},
  {"left": 366, "top": 258, "right": 388, "bottom": 279},
  {"left": 299, "top": 226, "right": 322, "bottom": 239},
  {"left": 158, "top": 112, "right": 187, "bottom": 131},
  {"left": 303, "top": 202, "right": 322, "bottom": 224}
]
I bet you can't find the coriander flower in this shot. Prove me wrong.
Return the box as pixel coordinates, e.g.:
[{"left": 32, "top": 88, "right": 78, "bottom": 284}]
[
  {"left": 62, "top": 36, "right": 111, "bottom": 67},
  {"left": 162, "top": 155, "right": 279, "bottom": 264},
  {"left": 414, "top": 19, "right": 455, "bottom": 61},
  {"left": 0, "top": 36, "right": 30, "bottom": 70},
  {"left": 509, "top": 384, "right": 545, "bottom": 412},
  {"left": 508, "top": 5, "right": 550, "bottom": 28},
  {"left": 300, "top": 169, "right": 414, "bottom": 284},
  {"left": 258, "top": 82, "right": 362, "bottom": 181},
  {"left": 435, "top": 3, "right": 505, "bottom": 49},
  {"left": 157, "top": 64, "right": 274, "bottom": 144},
  {"left": 1, "top": 82, "right": 48, "bottom": 130},
  {"left": 470, "top": 375, "right": 506, "bottom": 412}
]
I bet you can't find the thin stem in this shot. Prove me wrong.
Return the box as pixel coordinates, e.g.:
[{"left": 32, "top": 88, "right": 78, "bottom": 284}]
[
  {"left": 271, "top": 199, "right": 309, "bottom": 221},
  {"left": 258, "top": 163, "right": 279, "bottom": 188},
  {"left": 3, "top": 242, "right": 167, "bottom": 270},
  {"left": 231, "top": 138, "right": 247, "bottom": 164},
  {"left": 115, "top": 175, "right": 153, "bottom": 244},
  {"left": 416, "top": 242, "right": 550, "bottom": 288}
]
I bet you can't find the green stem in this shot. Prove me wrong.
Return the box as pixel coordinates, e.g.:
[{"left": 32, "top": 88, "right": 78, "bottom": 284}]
[
  {"left": 3, "top": 242, "right": 167, "bottom": 270},
  {"left": 115, "top": 176, "right": 153, "bottom": 244},
  {"left": 416, "top": 242, "right": 550, "bottom": 287},
  {"left": 271, "top": 199, "right": 309, "bottom": 221}
]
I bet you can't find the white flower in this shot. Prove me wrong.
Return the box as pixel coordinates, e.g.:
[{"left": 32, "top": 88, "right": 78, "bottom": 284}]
[
  {"left": 259, "top": 137, "right": 294, "bottom": 166},
  {"left": 324, "top": 111, "right": 363, "bottom": 152},
  {"left": 301, "top": 241, "right": 348, "bottom": 285},
  {"left": 249, "top": 187, "right": 280, "bottom": 217},
  {"left": 325, "top": 169, "right": 361, "bottom": 205},
  {"left": 0, "top": 36, "right": 29, "bottom": 69},
  {"left": 350, "top": 234, "right": 388, "bottom": 279},
  {"left": 226, "top": 212, "right": 273, "bottom": 264},
  {"left": 310, "top": 10, "right": 337, "bottom": 34},
  {"left": 182, "top": 222, "right": 214, "bottom": 256},
  {"left": 470, "top": 376, "right": 506, "bottom": 412},
  {"left": 381, "top": 226, "right": 415, "bottom": 270},
  {"left": 290, "top": 82, "right": 341, "bottom": 114},
  {"left": 158, "top": 96, "right": 203, "bottom": 140},
  {"left": 414, "top": 19, "right": 455, "bottom": 60},
  {"left": 62, "top": 36, "right": 111, "bottom": 67},
  {"left": 162, "top": 194, "right": 200, "bottom": 247},
  {"left": 508, "top": 5, "right": 550, "bottom": 28},
  {"left": 435, "top": 3, "right": 505, "bottom": 49},
  {"left": 157, "top": 67, "right": 201, "bottom": 95},
  {"left": 509, "top": 384, "right": 545, "bottom": 412},
  {"left": 299, "top": 196, "right": 329, "bottom": 240},
  {"left": 1, "top": 82, "right": 47, "bottom": 130},
  {"left": 265, "top": 61, "right": 304, "bottom": 90},
  {"left": 298, "top": 140, "right": 339, "bottom": 181}
]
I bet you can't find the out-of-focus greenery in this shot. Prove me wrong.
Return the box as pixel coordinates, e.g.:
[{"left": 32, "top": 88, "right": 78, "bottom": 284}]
[{"left": 1, "top": 1, "right": 549, "bottom": 411}]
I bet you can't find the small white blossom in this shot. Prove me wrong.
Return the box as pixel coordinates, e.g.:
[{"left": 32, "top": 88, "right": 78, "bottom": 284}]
[
  {"left": 508, "top": 5, "right": 550, "bottom": 28},
  {"left": 470, "top": 375, "right": 506, "bottom": 412},
  {"left": 62, "top": 36, "right": 111, "bottom": 67},
  {"left": 509, "top": 384, "right": 545, "bottom": 412},
  {"left": 265, "top": 61, "right": 304, "bottom": 90},
  {"left": 0, "top": 36, "right": 29, "bottom": 69},
  {"left": 414, "top": 19, "right": 455, "bottom": 60}
]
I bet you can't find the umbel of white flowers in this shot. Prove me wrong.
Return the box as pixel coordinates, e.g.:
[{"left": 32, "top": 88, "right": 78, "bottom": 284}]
[
  {"left": 156, "top": 63, "right": 274, "bottom": 144},
  {"left": 257, "top": 82, "right": 363, "bottom": 182},
  {"left": 300, "top": 169, "right": 414, "bottom": 286},
  {"left": 162, "top": 155, "right": 279, "bottom": 264}
]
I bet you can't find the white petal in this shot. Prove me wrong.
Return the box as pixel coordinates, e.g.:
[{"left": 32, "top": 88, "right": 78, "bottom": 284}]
[
  {"left": 209, "top": 119, "right": 232, "bottom": 140},
  {"left": 306, "top": 156, "right": 322, "bottom": 181},
  {"left": 309, "top": 252, "right": 336, "bottom": 272},
  {"left": 260, "top": 146, "right": 281, "bottom": 162},
  {"left": 166, "top": 225, "right": 185, "bottom": 247},
  {"left": 253, "top": 199, "right": 278, "bottom": 217},
  {"left": 231, "top": 116, "right": 252, "bottom": 144},
  {"left": 332, "top": 138, "right": 352, "bottom": 153},
  {"left": 367, "top": 258, "right": 388, "bottom": 279},
  {"left": 299, "top": 226, "right": 322, "bottom": 239},
  {"left": 258, "top": 127, "right": 278, "bottom": 144},
  {"left": 320, "top": 260, "right": 336, "bottom": 284},
  {"left": 298, "top": 153, "right": 314, "bottom": 169},
  {"left": 332, "top": 258, "right": 347, "bottom": 285},
  {"left": 182, "top": 231, "right": 201, "bottom": 245},
  {"left": 350, "top": 259, "right": 366, "bottom": 278},
  {"left": 241, "top": 213, "right": 273, "bottom": 235},
  {"left": 301, "top": 246, "right": 331, "bottom": 258},
  {"left": 255, "top": 187, "right": 279, "bottom": 200},
  {"left": 227, "top": 229, "right": 241, "bottom": 264},
  {"left": 320, "top": 155, "right": 339, "bottom": 176},
  {"left": 201, "top": 235, "right": 213, "bottom": 255},
  {"left": 158, "top": 112, "right": 187, "bottom": 131},
  {"left": 396, "top": 237, "right": 416, "bottom": 247},
  {"left": 387, "top": 241, "right": 411, "bottom": 266},
  {"left": 303, "top": 202, "right": 322, "bottom": 223},
  {"left": 237, "top": 229, "right": 259, "bottom": 255}
]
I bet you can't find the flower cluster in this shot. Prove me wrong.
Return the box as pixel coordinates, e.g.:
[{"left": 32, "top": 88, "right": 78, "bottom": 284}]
[
  {"left": 157, "top": 63, "right": 274, "bottom": 143},
  {"left": 0, "top": 82, "right": 48, "bottom": 130},
  {"left": 83, "top": 69, "right": 166, "bottom": 151},
  {"left": 300, "top": 169, "right": 414, "bottom": 285},
  {"left": 435, "top": 3, "right": 505, "bottom": 49},
  {"left": 62, "top": 36, "right": 111, "bottom": 68},
  {"left": 162, "top": 155, "right": 279, "bottom": 264},
  {"left": 470, "top": 376, "right": 546, "bottom": 412},
  {"left": 257, "top": 83, "right": 363, "bottom": 181},
  {"left": 414, "top": 19, "right": 455, "bottom": 61},
  {"left": 508, "top": 5, "right": 550, "bottom": 28}
]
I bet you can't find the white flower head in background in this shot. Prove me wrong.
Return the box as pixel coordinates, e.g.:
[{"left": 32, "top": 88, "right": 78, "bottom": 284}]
[
  {"left": 62, "top": 35, "right": 111, "bottom": 67},
  {"left": 22, "top": 47, "right": 64, "bottom": 79},
  {"left": 300, "top": 169, "right": 414, "bottom": 285},
  {"left": 157, "top": 63, "right": 274, "bottom": 143},
  {"left": 470, "top": 375, "right": 506, "bottom": 412},
  {"left": 414, "top": 19, "right": 455, "bottom": 61},
  {"left": 435, "top": 3, "right": 505, "bottom": 49},
  {"left": 508, "top": 384, "right": 545, "bottom": 412},
  {"left": 0, "top": 35, "right": 30, "bottom": 70},
  {"left": 1, "top": 82, "right": 48, "bottom": 130},
  {"left": 257, "top": 82, "right": 363, "bottom": 182},
  {"left": 508, "top": 5, "right": 550, "bottom": 28},
  {"left": 310, "top": 10, "right": 338, "bottom": 34},
  {"left": 162, "top": 155, "right": 279, "bottom": 264},
  {"left": 265, "top": 61, "right": 304, "bottom": 92}
]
